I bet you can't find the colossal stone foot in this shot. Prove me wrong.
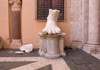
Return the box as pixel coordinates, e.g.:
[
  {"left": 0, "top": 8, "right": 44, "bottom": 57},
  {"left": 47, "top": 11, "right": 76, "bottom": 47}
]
[
  {"left": 41, "top": 9, "right": 61, "bottom": 35},
  {"left": 42, "top": 26, "right": 61, "bottom": 35}
]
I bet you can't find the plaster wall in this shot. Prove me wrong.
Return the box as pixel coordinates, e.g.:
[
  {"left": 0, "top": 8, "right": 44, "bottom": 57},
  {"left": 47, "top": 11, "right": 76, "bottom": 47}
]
[
  {"left": 0, "top": 0, "right": 70, "bottom": 48},
  {"left": 0, "top": 0, "right": 9, "bottom": 48}
]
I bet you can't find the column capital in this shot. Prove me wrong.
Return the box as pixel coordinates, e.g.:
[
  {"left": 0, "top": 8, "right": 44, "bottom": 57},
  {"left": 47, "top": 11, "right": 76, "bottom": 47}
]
[{"left": 9, "top": 0, "right": 21, "bottom": 11}]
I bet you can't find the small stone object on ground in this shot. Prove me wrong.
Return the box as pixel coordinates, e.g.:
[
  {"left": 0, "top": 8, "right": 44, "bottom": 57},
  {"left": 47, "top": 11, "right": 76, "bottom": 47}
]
[
  {"left": 20, "top": 43, "right": 34, "bottom": 53},
  {"left": 8, "top": 51, "right": 14, "bottom": 53},
  {"left": 15, "top": 51, "right": 24, "bottom": 54}
]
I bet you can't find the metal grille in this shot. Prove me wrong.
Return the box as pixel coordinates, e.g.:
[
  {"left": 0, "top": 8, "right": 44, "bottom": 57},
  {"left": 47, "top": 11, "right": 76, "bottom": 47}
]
[
  {"left": 52, "top": 0, "right": 64, "bottom": 20},
  {"left": 37, "top": 0, "right": 52, "bottom": 20},
  {"left": 37, "top": 0, "right": 64, "bottom": 20}
]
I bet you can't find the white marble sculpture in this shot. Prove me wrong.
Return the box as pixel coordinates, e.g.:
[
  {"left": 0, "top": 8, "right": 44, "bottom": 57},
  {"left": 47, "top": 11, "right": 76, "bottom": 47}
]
[
  {"left": 20, "top": 44, "right": 34, "bottom": 53},
  {"left": 39, "top": 9, "right": 66, "bottom": 58},
  {"left": 42, "top": 9, "right": 61, "bottom": 34}
]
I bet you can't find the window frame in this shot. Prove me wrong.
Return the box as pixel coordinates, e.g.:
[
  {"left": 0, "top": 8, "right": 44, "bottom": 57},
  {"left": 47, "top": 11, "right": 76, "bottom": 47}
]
[{"left": 37, "top": 0, "right": 64, "bottom": 20}]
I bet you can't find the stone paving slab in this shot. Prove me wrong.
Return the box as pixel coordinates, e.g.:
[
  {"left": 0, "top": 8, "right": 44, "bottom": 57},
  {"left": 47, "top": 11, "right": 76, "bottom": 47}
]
[
  {"left": 63, "top": 59, "right": 90, "bottom": 70},
  {"left": 0, "top": 49, "right": 39, "bottom": 57},
  {"left": 72, "top": 58, "right": 91, "bottom": 65},
  {"left": 64, "top": 49, "right": 100, "bottom": 70},
  {"left": 0, "top": 61, "right": 34, "bottom": 70},
  {"left": 37, "top": 64, "right": 53, "bottom": 70},
  {"left": 0, "top": 49, "right": 100, "bottom": 70},
  {"left": 86, "top": 64, "right": 100, "bottom": 70}
]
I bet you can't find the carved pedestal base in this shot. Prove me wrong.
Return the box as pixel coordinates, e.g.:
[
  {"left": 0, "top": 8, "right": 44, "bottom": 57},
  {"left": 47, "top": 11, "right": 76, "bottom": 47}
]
[
  {"left": 45, "top": 53, "right": 61, "bottom": 59},
  {"left": 71, "top": 41, "right": 83, "bottom": 49},
  {"left": 45, "top": 35, "right": 61, "bottom": 59},
  {"left": 83, "top": 44, "right": 100, "bottom": 54},
  {"left": 38, "top": 33, "right": 66, "bottom": 59},
  {"left": 10, "top": 39, "right": 22, "bottom": 49}
]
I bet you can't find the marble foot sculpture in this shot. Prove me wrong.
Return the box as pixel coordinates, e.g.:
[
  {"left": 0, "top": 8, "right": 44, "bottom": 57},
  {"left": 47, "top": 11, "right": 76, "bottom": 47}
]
[
  {"left": 39, "top": 9, "right": 66, "bottom": 59},
  {"left": 42, "top": 9, "right": 61, "bottom": 35}
]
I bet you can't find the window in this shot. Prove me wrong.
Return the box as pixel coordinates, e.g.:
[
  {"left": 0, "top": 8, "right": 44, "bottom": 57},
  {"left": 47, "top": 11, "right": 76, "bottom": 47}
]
[{"left": 37, "top": 0, "right": 64, "bottom": 20}]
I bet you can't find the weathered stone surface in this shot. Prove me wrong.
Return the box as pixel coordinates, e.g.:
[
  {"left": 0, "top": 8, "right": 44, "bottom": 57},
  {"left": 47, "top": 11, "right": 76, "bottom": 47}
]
[
  {"left": 9, "top": 0, "right": 22, "bottom": 48},
  {"left": 0, "top": 49, "right": 39, "bottom": 57},
  {"left": 37, "top": 64, "right": 53, "bottom": 70},
  {"left": 0, "top": 49, "right": 100, "bottom": 70},
  {"left": 70, "top": 0, "right": 89, "bottom": 49},
  {"left": 38, "top": 33, "right": 66, "bottom": 59},
  {"left": 0, "top": 61, "right": 34, "bottom": 70},
  {"left": 9, "top": 0, "right": 21, "bottom": 11},
  {"left": 83, "top": 0, "right": 100, "bottom": 53},
  {"left": 63, "top": 49, "right": 100, "bottom": 70},
  {"left": 87, "top": 64, "right": 100, "bottom": 70},
  {"left": 10, "top": 39, "right": 22, "bottom": 49},
  {"left": 70, "top": 0, "right": 100, "bottom": 54},
  {"left": 12, "top": 11, "right": 21, "bottom": 39}
]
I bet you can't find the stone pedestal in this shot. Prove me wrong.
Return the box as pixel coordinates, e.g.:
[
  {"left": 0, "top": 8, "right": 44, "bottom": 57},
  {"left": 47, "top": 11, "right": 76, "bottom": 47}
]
[
  {"left": 38, "top": 32, "right": 66, "bottom": 59},
  {"left": 10, "top": 39, "right": 22, "bottom": 49},
  {"left": 83, "top": 0, "right": 100, "bottom": 54},
  {"left": 45, "top": 35, "right": 61, "bottom": 58},
  {"left": 71, "top": 40, "right": 83, "bottom": 49},
  {"left": 9, "top": 0, "right": 22, "bottom": 48}
]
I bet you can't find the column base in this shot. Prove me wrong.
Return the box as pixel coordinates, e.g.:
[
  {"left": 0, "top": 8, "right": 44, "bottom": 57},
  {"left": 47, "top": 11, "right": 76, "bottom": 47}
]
[
  {"left": 82, "top": 44, "right": 100, "bottom": 54},
  {"left": 10, "top": 39, "right": 22, "bottom": 49},
  {"left": 71, "top": 41, "right": 83, "bottom": 49},
  {"left": 45, "top": 53, "right": 61, "bottom": 59}
]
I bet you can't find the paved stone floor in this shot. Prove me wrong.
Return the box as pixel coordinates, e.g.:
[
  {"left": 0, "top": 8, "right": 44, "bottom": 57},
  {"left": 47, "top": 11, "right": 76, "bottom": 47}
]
[
  {"left": 91, "top": 54, "right": 100, "bottom": 59},
  {"left": 0, "top": 49, "right": 100, "bottom": 70}
]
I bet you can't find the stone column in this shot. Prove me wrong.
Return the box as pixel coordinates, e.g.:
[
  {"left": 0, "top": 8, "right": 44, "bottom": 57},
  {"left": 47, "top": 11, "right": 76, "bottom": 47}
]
[
  {"left": 83, "top": 0, "right": 100, "bottom": 53},
  {"left": 9, "top": 0, "right": 22, "bottom": 48}
]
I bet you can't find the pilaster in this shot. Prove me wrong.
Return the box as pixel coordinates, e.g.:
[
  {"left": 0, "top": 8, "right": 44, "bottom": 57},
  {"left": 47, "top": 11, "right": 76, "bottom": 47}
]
[{"left": 83, "top": 0, "right": 100, "bottom": 53}]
